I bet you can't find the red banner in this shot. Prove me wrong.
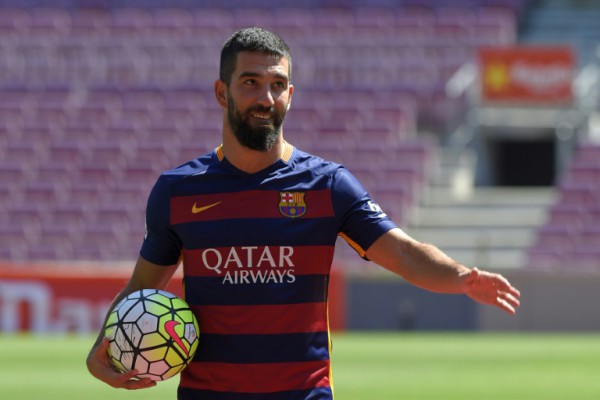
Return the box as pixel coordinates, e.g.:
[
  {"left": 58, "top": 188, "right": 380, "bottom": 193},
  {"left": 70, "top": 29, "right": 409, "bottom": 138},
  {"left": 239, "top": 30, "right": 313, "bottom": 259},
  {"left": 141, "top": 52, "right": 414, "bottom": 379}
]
[
  {"left": 0, "top": 262, "right": 346, "bottom": 333},
  {"left": 478, "top": 46, "right": 575, "bottom": 104},
  {"left": 0, "top": 263, "right": 183, "bottom": 333}
]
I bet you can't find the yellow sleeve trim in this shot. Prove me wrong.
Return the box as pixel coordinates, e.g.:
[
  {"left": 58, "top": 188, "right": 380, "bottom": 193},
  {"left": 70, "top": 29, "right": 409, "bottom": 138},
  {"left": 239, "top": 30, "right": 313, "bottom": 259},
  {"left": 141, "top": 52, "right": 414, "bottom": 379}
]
[{"left": 339, "top": 232, "right": 367, "bottom": 258}]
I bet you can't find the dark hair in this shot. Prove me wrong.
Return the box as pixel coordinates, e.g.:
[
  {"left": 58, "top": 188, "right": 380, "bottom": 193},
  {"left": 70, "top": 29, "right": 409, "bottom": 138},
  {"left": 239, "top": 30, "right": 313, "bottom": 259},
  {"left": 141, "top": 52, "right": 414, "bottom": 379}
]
[{"left": 219, "top": 27, "right": 292, "bottom": 85}]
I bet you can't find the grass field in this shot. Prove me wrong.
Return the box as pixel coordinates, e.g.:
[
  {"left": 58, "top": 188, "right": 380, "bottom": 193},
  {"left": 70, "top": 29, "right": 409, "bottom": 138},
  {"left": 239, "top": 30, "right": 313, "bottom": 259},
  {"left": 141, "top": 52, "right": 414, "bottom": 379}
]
[{"left": 1, "top": 332, "right": 599, "bottom": 399}]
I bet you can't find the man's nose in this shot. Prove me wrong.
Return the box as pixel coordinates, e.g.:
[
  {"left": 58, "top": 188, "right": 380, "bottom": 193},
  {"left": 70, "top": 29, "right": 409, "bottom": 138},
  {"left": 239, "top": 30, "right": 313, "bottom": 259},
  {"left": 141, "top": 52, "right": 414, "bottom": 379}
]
[{"left": 256, "top": 86, "right": 275, "bottom": 107}]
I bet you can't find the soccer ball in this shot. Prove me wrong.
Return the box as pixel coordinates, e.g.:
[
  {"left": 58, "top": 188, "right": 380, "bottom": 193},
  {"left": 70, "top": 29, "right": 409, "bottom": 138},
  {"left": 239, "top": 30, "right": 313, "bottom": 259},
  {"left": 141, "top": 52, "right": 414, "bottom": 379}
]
[{"left": 104, "top": 289, "right": 200, "bottom": 381}]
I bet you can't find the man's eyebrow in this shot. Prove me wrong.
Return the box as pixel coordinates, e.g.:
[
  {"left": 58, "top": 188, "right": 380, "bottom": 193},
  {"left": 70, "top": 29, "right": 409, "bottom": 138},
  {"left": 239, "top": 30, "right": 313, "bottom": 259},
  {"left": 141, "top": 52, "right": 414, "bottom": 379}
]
[
  {"left": 272, "top": 72, "right": 290, "bottom": 82},
  {"left": 238, "top": 71, "right": 289, "bottom": 82},
  {"left": 238, "top": 71, "right": 261, "bottom": 79}
]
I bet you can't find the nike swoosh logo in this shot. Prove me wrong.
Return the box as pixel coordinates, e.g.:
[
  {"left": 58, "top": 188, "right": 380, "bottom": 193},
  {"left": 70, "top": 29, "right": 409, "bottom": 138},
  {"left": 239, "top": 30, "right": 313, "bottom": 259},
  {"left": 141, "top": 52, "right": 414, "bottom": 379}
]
[
  {"left": 164, "top": 320, "right": 189, "bottom": 356},
  {"left": 192, "top": 201, "right": 221, "bottom": 214}
]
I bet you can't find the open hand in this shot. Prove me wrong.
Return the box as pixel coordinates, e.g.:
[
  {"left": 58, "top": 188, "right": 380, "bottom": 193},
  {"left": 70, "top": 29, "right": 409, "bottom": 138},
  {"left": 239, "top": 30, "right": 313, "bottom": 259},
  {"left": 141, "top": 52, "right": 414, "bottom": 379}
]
[{"left": 461, "top": 268, "right": 521, "bottom": 314}]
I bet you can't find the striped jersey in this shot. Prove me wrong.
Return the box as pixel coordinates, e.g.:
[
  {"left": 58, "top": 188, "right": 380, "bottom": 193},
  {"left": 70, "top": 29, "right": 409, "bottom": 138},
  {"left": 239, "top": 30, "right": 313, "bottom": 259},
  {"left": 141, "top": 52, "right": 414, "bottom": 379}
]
[{"left": 140, "top": 142, "right": 396, "bottom": 400}]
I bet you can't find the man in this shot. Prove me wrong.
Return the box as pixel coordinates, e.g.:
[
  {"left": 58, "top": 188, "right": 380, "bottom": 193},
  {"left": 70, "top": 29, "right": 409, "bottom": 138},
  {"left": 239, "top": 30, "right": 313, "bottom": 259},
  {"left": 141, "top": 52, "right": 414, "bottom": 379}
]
[{"left": 87, "top": 27, "right": 520, "bottom": 399}]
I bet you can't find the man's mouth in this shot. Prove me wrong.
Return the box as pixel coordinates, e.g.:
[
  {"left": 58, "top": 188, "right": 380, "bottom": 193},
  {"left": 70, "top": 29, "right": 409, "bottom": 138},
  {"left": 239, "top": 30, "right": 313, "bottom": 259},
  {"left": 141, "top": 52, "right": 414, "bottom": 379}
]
[
  {"left": 250, "top": 112, "right": 274, "bottom": 123},
  {"left": 251, "top": 112, "right": 271, "bottom": 120}
]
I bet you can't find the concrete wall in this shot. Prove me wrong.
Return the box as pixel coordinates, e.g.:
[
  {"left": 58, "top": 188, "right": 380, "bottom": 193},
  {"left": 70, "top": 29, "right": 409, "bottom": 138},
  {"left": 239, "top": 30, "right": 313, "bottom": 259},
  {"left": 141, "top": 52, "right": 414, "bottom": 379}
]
[
  {"left": 346, "top": 270, "right": 600, "bottom": 332},
  {"left": 478, "top": 270, "right": 600, "bottom": 332},
  {"left": 347, "top": 278, "right": 477, "bottom": 331}
]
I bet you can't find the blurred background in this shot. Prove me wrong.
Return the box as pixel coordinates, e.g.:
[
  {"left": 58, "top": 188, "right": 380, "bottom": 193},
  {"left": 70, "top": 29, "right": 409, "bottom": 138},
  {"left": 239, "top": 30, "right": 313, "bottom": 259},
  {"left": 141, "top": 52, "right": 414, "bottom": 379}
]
[{"left": 1, "top": 0, "right": 599, "bottom": 334}]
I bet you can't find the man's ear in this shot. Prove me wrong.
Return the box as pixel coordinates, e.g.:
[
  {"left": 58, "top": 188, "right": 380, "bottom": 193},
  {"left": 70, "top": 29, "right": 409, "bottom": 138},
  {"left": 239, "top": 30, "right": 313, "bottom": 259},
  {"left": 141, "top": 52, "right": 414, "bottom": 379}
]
[
  {"left": 286, "top": 84, "right": 294, "bottom": 111},
  {"left": 214, "top": 79, "right": 228, "bottom": 108}
]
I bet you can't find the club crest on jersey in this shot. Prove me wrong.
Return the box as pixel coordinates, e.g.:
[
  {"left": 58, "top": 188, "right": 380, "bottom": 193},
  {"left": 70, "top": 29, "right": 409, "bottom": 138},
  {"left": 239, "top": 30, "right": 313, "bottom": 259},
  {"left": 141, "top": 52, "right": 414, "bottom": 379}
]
[{"left": 279, "top": 192, "right": 306, "bottom": 218}]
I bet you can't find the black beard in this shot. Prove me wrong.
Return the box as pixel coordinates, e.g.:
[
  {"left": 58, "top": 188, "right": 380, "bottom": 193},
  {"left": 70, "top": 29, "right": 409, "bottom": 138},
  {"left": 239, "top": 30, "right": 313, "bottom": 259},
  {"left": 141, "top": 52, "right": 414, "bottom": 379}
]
[{"left": 227, "top": 97, "right": 287, "bottom": 152}]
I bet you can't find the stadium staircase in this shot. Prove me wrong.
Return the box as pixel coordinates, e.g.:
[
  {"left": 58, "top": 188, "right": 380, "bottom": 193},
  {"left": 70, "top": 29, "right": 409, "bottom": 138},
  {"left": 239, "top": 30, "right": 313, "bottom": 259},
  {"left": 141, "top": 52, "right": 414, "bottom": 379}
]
[
  {"left": 406, "top": 145, "right": 557, "bottom": 270},
  {"left": 404, "top": 0, "right": 600, "bottom": 271}
]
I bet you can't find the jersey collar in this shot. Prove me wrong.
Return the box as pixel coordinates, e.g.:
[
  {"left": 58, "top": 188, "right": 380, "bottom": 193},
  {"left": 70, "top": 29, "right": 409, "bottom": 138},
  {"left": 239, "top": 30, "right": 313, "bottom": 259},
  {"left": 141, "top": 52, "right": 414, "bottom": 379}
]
[{"left": 215, "top": 141, "right": 294, "bottom": 163}]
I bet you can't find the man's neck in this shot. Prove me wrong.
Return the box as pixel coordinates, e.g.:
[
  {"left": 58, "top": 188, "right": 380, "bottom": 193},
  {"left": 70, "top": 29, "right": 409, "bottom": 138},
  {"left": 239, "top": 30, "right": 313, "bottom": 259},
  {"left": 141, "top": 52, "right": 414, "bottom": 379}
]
[{"left": 220, "top": 134, "right": 285, "bottom": 174}]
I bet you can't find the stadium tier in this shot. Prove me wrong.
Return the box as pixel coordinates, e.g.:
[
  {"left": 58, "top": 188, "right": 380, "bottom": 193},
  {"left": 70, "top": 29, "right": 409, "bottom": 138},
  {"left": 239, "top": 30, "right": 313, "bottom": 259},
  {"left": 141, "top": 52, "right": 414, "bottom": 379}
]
[
  {"left": 527, "top": 142, "right": 600, "bottom": 269},
  {"left": 0, "top": 4, "right": 521, "bottom": 262}
]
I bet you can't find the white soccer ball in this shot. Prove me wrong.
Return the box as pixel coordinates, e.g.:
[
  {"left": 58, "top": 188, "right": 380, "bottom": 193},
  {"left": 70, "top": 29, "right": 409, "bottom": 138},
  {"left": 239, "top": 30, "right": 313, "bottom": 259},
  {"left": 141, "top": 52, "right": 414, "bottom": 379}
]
[{"left": 104, "top": 289, "right": 199, "bottom": 381}]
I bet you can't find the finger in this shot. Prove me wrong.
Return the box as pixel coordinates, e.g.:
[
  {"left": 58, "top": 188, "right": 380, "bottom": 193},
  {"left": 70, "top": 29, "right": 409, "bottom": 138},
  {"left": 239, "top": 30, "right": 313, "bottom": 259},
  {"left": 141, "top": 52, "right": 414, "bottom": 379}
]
[
  {"left": 118, "top": 369, "right": 140, "bottom": 382},
  {"left": 507, "top": 284, "right": 521, "bottom": 299},
  {"left": 105, "top": 369, "right": 135, "bottom": 388},
  {"left": 122, "top": 370, "right": 157, "bottom": 390},
  {"left": 501, "top": 291, "right": 521, "bottom": 310},
  {"left": 99, "top": 337, "right": 110, "bottom": 349},
  {"left": 122, "top": 377, "right": 157, "bottom": 390},
  {"left": 496, "top": 289, "right": 521, "bottom": 314},
  {"left": 112, "top": 370, "right": 155, "bottom": 390},
  {"left": 494, "top": 276, "right": 520, "bottom": 297},
  {"left": 496, "top": 296, "right": 517, "bottom": 315},
  {"left": 97, "top": 337, "right": 112, "bottom": 357},
  {"left": 91, "top": 337, "right": 109, "bottom": 358},
  {"left": 484, "top": 272, "right": 521, "bottom": 300}
]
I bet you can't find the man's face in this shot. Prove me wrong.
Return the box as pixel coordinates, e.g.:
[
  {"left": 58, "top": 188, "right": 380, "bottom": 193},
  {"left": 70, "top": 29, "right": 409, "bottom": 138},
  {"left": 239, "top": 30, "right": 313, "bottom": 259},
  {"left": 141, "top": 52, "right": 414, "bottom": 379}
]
[{"left": 225, "top": 51, "right": 293, "bottom": 151}]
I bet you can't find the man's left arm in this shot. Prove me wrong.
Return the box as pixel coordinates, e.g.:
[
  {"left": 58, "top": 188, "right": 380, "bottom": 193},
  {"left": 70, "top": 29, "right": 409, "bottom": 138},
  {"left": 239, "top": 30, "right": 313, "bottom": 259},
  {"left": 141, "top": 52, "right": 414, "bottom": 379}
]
[{"left": 365, "top": 228, "right": 521, "bottom": 314}]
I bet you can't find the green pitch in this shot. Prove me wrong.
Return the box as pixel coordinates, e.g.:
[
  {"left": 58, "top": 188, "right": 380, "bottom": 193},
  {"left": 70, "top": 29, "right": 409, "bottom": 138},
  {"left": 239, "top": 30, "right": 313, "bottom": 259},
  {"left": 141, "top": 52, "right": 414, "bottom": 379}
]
[{"left": 1, "top": 332, "right": 599, "bottom": 400}]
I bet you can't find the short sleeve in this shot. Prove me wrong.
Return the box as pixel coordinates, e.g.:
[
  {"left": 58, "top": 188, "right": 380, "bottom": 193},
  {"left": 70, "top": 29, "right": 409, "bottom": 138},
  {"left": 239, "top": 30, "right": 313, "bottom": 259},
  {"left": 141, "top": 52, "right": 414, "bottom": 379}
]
[
  {"left": 332, "top": 167, "right": 397, "bottom": 258},
  {"left": 139, "top": 175, "right": 182, "bottom": 266}
]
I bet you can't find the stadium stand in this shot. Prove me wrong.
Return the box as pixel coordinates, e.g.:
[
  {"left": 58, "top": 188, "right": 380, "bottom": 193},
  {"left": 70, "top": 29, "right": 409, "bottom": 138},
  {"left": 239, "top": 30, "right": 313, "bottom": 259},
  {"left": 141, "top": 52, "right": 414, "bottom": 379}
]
[
  {"left": 528, "top": 141, "right": 600, "bottom": 269},
  {"left": 8, "top": 0, "right": 600, "bottom": 336},
  {"left": 0, "top": 1, "right": 534, "bottom": 264}
]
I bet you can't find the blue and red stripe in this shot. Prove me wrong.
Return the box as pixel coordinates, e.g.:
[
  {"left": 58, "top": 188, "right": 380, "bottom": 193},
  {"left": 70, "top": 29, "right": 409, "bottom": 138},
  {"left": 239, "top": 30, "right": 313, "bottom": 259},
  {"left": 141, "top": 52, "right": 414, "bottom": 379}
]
[
  {"left": 192, "top": 303, "right": 328, "bottom": 335},
  {"left": 170, "top": 189, "right": 334, "bottom": 224},
  {"left": 181, "top": 360, "right": 331, "bottom": 393}
]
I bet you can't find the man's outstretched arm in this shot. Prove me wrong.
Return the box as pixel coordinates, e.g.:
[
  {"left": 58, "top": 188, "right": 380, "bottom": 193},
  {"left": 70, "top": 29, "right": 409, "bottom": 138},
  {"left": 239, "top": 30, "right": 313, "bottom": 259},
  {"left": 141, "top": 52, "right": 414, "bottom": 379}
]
[{"left": 365, "top": 228, "right": 521, "bottom": 314}]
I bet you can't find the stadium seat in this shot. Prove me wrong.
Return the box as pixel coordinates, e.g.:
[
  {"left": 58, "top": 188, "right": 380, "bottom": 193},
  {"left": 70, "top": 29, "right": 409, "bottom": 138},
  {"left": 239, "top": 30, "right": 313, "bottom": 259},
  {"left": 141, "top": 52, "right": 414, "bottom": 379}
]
[
  {"left": 29, "top": 8, "right": 71, "bottom": 38},
  {"left": 527, "top": 244, "right": 566, "bottom": 269},
  {"left": 151, "top": 9, "right": 194, "bottom": 38},
  {"left": 0, "top": 162, "right": 34, "bottom": 188},
  {"left": 110, "top": 8, "right": 153, "bottom": 38},
  {"left": 574, "top": 142, "right": 600, "bottom": 163},
  {"left": 545, "top": 203, "right": 586, "bottom": 232},
  {"left": 0, "top": 8, "right": 31, "bottom": 38},
  {"left": 370, "top": 186, "right": 410, "bottom": 226},
  {"left": 23, "top": 181, "right": 66, "bottom": 207},
  {"left": 48, "top": 140, "right": 87, "bottom": 167},
  {"left": 110, "top": 182, "right": 149, "bottom": 205},
  {"left": 65, "top": 183, "right": 102, "bottom": 211},
  {"left": 567, "top": 248, "right": 600, "bottom": 269},
  {"left": 70, "top": 8, "right": 112, "bottom": 37},
  {"left": 557, "top": 182, "right": 596, "bottom": 208},
  {"left": 0, "top": 182, "right": 16, "bottom": 209},
  {"left": 6, "top": 203, "right": 44, "bottom": 231}
]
